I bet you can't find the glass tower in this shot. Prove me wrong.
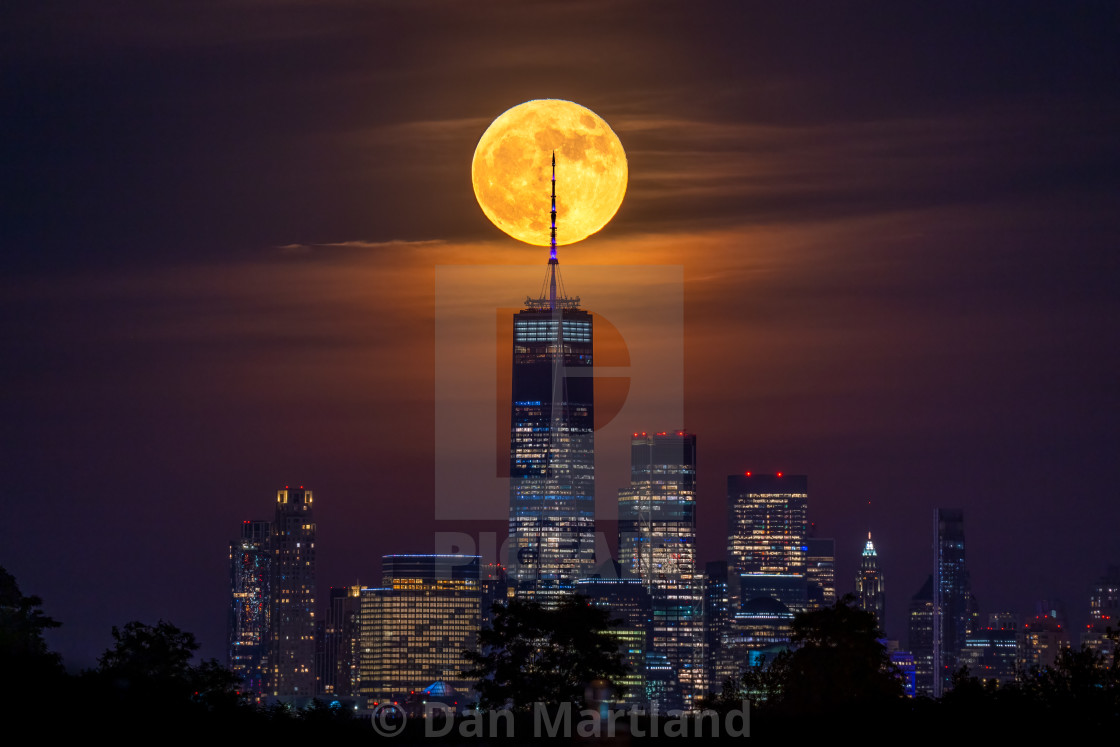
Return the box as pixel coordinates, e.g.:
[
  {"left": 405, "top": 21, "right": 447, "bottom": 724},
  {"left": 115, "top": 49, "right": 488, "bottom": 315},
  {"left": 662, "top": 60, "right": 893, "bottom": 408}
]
[
  {"left": 933, "top": 508, "right": 969, "bottom": 697},
  {"left": 507, "top": 153, "right": 595, "bottom": 602},
  {"left": 908, "top": 574, "right": 934, "bottom": 697},
  {"left": 228, "top": 519, "right": 271, "bottom": 699},
  {"left": 806, "top": 537, "right": 836, "bottom": 609},
  {"left": 704, "top": 560, "right": 738, "bottom": 695},
  {"left": 618, "top": 431, "right": 703, "bottom": 707}
]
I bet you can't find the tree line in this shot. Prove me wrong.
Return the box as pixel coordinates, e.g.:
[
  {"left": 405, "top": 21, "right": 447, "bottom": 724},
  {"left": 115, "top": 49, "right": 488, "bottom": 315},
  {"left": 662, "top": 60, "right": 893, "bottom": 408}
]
[{"left": 4, "top": 565, "right": 1118, "bottom": 738}]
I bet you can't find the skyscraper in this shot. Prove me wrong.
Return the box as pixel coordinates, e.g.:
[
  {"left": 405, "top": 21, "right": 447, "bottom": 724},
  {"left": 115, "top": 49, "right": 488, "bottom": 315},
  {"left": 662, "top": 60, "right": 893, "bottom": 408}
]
[
  {"left": 727, "top": 473, "right": 809, "bottom": 612},
  {"left": 703, "top": 560, "right": 738, "bottom": 694},
  {"left": 575, "top": 575, "right": 652, "bottom": 708},
  {"left": 908, "top": 575, "right": 934, "bottom": 697},
  {"left": 618, "top": 431, "right": 703, "bottom": 707},
  {"left": 270, "top": 486, "right": 317, "bottom": 698},
  {"left": 507, "top": 154, "right": 595, "bottom": 602},
  {"left": 933, "top": 508, "right": 970, "bottom": 697},
  {"left": 1083, "top": 565, "right": 1120, "bottom": 662},
  {"left": 805, "top": 537, "right": 836, "bottom": 609},
  {"left": 1021, "top": 608, "right": 1070, "bottom": 671},
  {"left": 855, "top": 532, "right": 885, "bottom": 632},
  {"left": 228, "top": 519, "right": 271, "bottom": 699},
  {"left": 321, "top": 585, "right": 361, "bottom": 697},
  {"left": 961, "top": 614, "right": 1018, "bottom": 688},
  {"left": 358, "top": 555, "right": 481, "bottom": 712}
]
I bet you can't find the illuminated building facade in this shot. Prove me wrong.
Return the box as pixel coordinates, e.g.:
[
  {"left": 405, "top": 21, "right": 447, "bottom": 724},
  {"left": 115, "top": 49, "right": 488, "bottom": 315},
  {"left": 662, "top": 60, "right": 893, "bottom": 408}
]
[
  {"left": 1020, "top": 609, "right": 1070, "bottom": 671},
  {"left": 805, "top": 537, "right": 836, "bottom": 609},
  {"left": 321, "top": 585, "right": 361, "bottom": 696},
  {"left": 727, "top": 473, "right": 809, "bottom": 612},
  {"left": 358, "top": 555, "right": 481, "bottom": 710},
  {"left": 704, "top": 561, "right": 738, "bottom": 694},
  {"left": 728, "top": 597, "right": 794, "bottom": 660},
  {"left": 855, "top": 532, "right": 885, "bottom": 632},
  {"left": 618, "top": 431, "right": 704, "bottom": 708},
  {"left": 479, "top": 562, "right": 509, "bottom": 631},
  {"left": 961, "top": 615, "right": 1018, "bottom": 688},
  {"left": 932, "top": 508, "right": 970, "bottom": 697},
  {"left": 908, "top": 575, "right": 934, "bottom": 697},
  {"left": 228, "top": 519, "right": 271, "bottom": 698},
  {"left": 270, "top": 487, "right": 317, "bottom": 698},
  {"left": 507, "top": 155, "right": 595, "bottom": 602},
  {"left": 890, "top": 651, "right": 917, "bottom": 697},
  {"left": 575, "top": 576, "right": 652, "bottom": 708},
  {"left": 645, "top": 651, "right": 683, "bottom": 712},
  {"left": 1082, "top": 565, "right": 1120, "bottom": 662}
]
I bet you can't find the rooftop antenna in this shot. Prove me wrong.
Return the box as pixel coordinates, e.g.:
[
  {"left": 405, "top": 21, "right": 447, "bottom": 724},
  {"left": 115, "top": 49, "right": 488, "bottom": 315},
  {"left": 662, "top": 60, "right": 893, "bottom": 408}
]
[{"left": 548, "top": 151, "right": 558, "bottom": 310}]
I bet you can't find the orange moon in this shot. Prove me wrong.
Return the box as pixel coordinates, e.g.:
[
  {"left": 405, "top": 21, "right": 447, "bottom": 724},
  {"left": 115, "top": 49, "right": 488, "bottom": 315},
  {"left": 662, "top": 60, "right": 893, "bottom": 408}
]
[{"left": 471, "top": 99, "right": 628, "bottom": 246}]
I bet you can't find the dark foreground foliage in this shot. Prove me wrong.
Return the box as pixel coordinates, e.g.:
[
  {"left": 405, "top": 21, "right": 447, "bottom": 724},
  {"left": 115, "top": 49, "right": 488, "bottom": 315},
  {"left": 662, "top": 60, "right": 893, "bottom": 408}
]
[
  {"left": 4, "top": 566, "right": 1119, "bottom": 740},
  {"left": 462, "top": 594, "right": 629, "bottom": 712}
]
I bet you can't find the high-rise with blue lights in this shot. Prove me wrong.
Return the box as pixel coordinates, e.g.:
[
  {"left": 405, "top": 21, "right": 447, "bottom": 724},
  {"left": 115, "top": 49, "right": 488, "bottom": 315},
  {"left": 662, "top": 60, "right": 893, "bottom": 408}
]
[
  {"left": 507, "top": 154, "right": 595, "bottom": 602},
  {"left": 933, "top": 508, "right": 970, "bottom": 697}
]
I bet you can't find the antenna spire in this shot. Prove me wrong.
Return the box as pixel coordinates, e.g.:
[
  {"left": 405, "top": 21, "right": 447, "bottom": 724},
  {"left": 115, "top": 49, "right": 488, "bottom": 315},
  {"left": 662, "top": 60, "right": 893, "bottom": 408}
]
[
  {"left": 550, "top": 151, "right": 557, "bottom": 263},
  {"left": 548, "top": 151, "right": 557, "bottom": 309}
]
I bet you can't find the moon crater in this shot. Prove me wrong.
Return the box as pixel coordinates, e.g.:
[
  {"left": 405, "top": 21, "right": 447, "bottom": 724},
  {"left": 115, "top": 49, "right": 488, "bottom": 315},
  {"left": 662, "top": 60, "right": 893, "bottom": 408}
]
[{"left": 472, "top": 99, "right": 628, "bottom": 246}]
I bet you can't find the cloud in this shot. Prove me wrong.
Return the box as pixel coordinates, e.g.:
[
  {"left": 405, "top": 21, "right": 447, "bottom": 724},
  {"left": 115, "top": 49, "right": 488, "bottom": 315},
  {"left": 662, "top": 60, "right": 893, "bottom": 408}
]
[{"left": 276, "top": 238, "right": 447, "bottom": 255}]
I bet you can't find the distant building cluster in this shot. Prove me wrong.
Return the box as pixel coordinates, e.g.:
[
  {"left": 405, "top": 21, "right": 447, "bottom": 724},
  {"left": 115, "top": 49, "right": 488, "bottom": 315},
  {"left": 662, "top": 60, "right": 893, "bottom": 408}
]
[{"left": 227, "top": 211, "right": 1117, "bottom": 711}]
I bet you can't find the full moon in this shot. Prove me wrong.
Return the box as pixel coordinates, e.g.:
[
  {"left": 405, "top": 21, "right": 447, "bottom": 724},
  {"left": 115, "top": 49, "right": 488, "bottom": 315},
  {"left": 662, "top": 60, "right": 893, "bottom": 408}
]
[{"left": 472, "top": 99, "right": 628, "bottom": 246}]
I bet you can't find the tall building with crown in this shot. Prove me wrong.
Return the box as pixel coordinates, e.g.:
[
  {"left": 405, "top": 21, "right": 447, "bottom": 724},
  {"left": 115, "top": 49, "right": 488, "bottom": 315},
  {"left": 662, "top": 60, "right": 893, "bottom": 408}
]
[
  {"left": 618, "top": 430, "right": 704, "bottom": 708},
  {"left": 507, "top": 153, "right": 595, "bottom": 602},
  {"left": 855, "top": 532, "right": 886, "bottom": 632},
  {"left": 270, "top": 486, "right": 317, "bottom": 698}
]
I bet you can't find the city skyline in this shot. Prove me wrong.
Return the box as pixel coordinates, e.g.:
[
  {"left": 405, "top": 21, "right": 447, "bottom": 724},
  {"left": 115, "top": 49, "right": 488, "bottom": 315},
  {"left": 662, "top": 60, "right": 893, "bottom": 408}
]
[{"left": 3, "top": 1, "right": 1118, "bottom": 669}]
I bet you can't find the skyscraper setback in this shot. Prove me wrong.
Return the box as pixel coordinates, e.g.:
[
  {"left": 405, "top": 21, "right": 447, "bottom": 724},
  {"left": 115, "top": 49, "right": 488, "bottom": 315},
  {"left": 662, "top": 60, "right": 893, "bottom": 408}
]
[{"left": 507, "top": 154, "right": 595, "bottom": 601}]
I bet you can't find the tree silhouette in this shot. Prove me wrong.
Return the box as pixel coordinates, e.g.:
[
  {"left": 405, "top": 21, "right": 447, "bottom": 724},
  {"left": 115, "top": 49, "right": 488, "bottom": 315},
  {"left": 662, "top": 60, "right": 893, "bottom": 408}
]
[
  {"left": 462, "top": 594, "right": 627, "bottom": 712},
  {"left": 725, "top": 595, "right": 904, "bottom": 716},
  {"left": 95, "top": 619, "right": 242, "bottom": 710},
  {"left": 0, "top": 565, "right": 64, "bottom": 708},
  {"left": 0, "top": 566, "right": 62, "bottom": 670}
]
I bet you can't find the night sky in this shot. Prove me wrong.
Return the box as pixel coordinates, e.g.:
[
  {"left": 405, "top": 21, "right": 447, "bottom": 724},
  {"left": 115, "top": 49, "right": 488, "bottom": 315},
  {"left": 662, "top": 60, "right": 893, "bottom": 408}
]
[{"left": 3, "top": 1, "right": 1118, "bottom": 668}]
